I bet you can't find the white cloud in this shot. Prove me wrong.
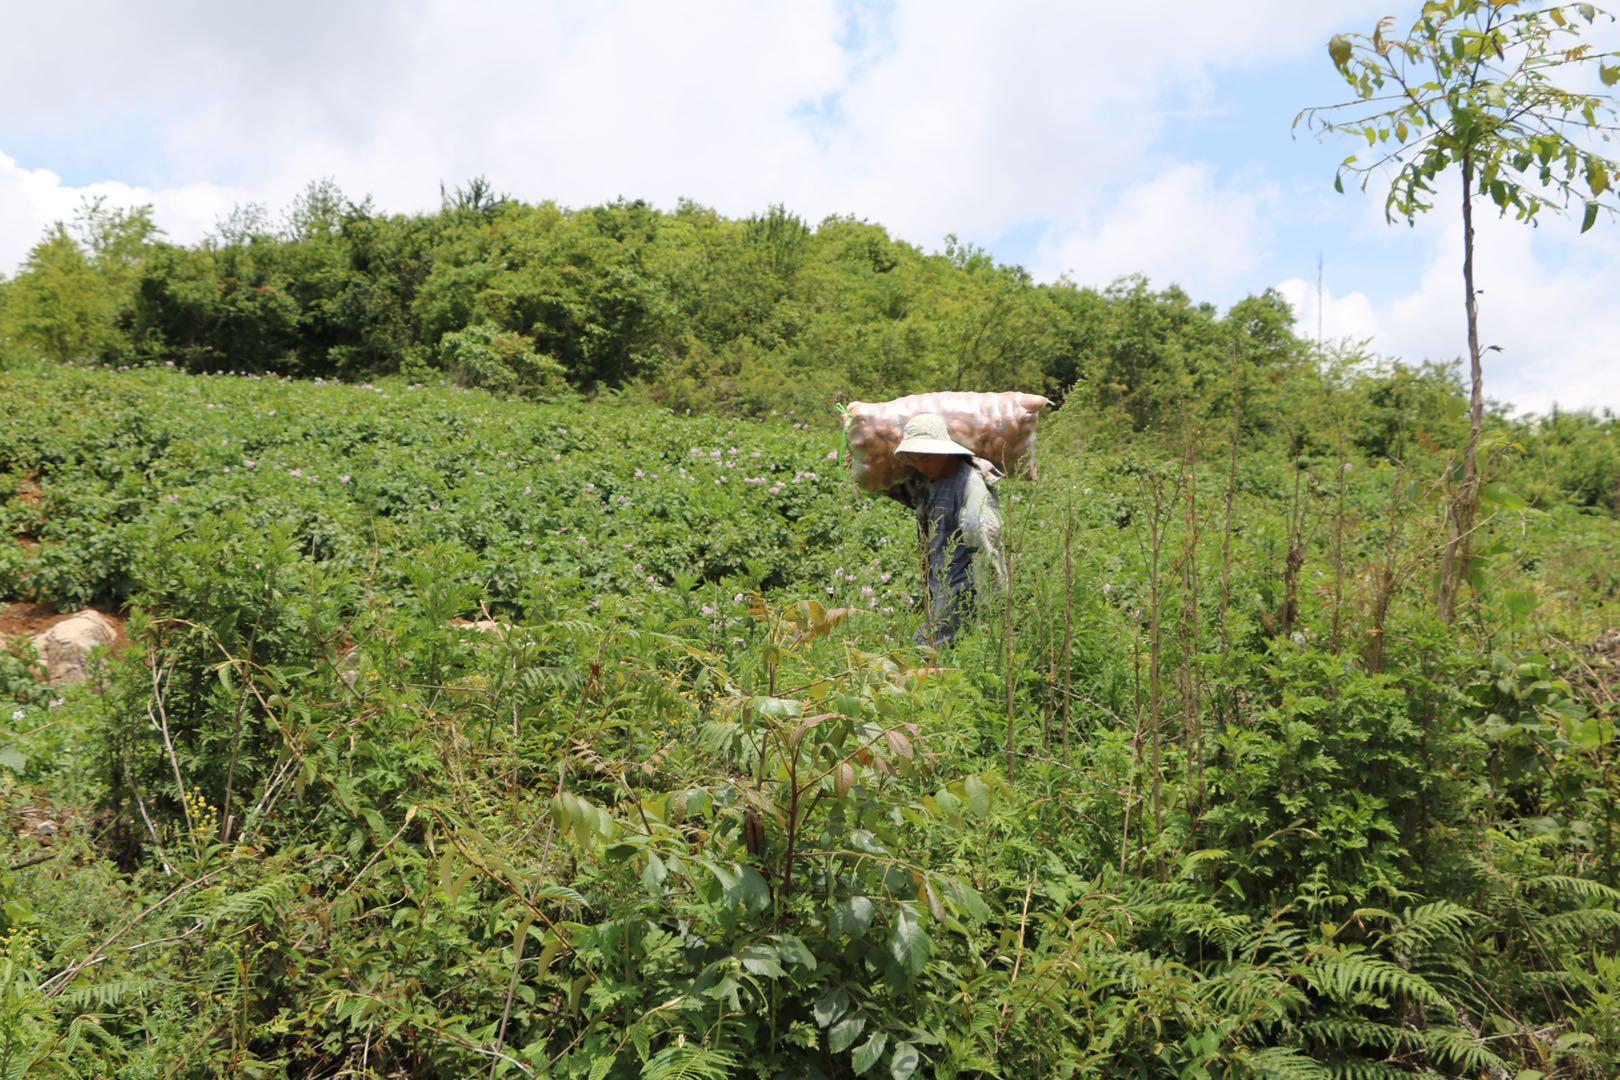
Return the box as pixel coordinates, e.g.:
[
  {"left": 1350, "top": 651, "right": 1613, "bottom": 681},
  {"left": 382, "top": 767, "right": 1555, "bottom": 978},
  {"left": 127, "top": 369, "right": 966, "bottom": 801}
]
[
  {"left": 1379, "top": 208, "right": 1620, "bottom": 415},
  {"left": 0, "top": 152, "right": 239, "bottom": 274},
  {"left": 1274, "top": 276, "right": 1381, "bottom": 350},
  {"left": 1276, "top": 174, "right": 1620, "bottom": 415},
  {"left": 0, "top": 0, "right": 1374, "bottom": 271},
  {"left": 8, "top": 0, "right": 1614, "bottom": 412},
  {"left": 1032, "top": 163, "right": 1276, "bottom": 298}
]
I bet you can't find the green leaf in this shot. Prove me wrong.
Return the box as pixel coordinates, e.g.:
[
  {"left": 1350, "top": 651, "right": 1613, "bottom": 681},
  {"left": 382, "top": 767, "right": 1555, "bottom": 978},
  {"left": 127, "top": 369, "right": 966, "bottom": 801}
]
[
  {"left": 1502, "top": 589, "right": 1539, "bottom": 618},
  {"left": 1602, "top": 64, "right": 1619, "bottom": 87},
  {"left": 829, "top": 1014, "right": 866, "bottom": 1054},
  {"left": 754, "top": 695, "right": 803, "bottom": 720},
  {"left": 813, "top": 986, "right": 850, "bottom": 1028},
  {"left": 1334, "top": 172, "right": 1345, "bottom": 194},
  {"left": 852, "top": 1031, "right": 889, "bottom": 1074},
  {"left": 773, "top": 933, "right": 816, "bottom": 970},
  {"left": 1587, "top": 158, "right": 1609, "bottom": 199},
  {"left": 832, "top": 896, "right": 875, "bottom": 939},
  {"left": 1582, "top": 201, "right": 1599, "bottom": 233},
  {"left": 1329, "top": 34, "right": 1353, "bottom": 70},
  {"left": 889, "top": 1041, "right": 921, "bottom": 1080},
  {"left": 962, "top": 775, "right": 991, "bottom": 817},
  {"left": 718, "top": 863, "right": 770, "bottom": 913},
  {"left": 888, "top": 908, "right": 930, "bottom": 978},
  {"left": 641, "top": 851, "right": 667, "bottom": 896},
  {"left": 0, "top": 747, "right": 25, "bottom": 773},
  {"left": 740, "top": 943, "right": 787, "bottom": 979},
  {"left": 1481, "top": 481, "right": 1527, "bottom": 510}
]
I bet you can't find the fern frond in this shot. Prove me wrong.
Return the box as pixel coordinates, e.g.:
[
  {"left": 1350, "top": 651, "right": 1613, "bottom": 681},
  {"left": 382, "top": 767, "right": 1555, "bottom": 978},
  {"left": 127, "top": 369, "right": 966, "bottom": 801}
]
[
  {"left": 1299, "top": 1018, "right": 1425, "bottom": 1054},
  {"left": 1233, "top": 1044, "right": 1331, "bottom": 1079},
  {"left": 1418, "top": 1024, "right": 1509, "bottom": 1074},
  {"left": 1535, "top": 906, "right": 1620, "bottom": 939},
  {"left": 1526, "top": 874, "right": 1620, "bottom": 903},
  {"left": 1324, "top": 1060, "right": 1416, "bottom": 1079},
  {"left": 199, "top": 872, "right": 307, "bottom": 925},
  {"left": 62, "top": 975, "right": 159, "bottom": 1010},
  {"left": 641, "top": 1043, "right": 740, "bottom": 1080},
  {"left": 1299, "top": 950, "right": 1447, "bottom": 1010},
  {"left": 1375, "top": 900, "right": 1476, "bottom": 954}
]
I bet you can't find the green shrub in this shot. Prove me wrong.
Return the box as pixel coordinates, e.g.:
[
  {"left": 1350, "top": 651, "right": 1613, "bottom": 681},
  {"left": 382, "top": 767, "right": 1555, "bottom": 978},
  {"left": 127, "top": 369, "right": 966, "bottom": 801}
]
[{"left": 438, "top": 322, "right": 569, "bottom": 400}]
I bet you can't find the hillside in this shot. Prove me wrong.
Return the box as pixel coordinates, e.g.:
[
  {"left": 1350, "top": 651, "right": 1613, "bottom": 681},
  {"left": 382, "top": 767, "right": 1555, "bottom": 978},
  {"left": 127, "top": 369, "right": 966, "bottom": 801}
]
[
  {"left": 0, "top": 187, "right": 1311, "bottom": 430},
  {"left": 2, "top": 361, "right": 1618, "bottom": 1076}
]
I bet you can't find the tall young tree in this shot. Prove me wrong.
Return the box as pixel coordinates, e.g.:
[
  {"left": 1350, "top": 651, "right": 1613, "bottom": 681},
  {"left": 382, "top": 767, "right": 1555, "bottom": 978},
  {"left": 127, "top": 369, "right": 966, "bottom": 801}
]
[{"left": 1297, "top": 0, "right": 1620, "bottom": 621}]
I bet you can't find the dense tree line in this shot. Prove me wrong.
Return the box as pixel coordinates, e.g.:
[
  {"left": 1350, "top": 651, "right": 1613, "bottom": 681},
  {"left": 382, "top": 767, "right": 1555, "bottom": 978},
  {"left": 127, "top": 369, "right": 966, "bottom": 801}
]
[
  {"left": 3, "top": 181, "right": 1615, "bottom": 511},
  {"left": 0, "top": 182, "right": 1308, "bottom": 423}
]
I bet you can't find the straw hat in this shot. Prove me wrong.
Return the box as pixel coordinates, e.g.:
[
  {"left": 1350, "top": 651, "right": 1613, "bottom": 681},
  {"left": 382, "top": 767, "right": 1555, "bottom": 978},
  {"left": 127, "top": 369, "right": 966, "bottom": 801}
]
[{"left": 895, "top": 413, "right": 972, "bottom": 457}]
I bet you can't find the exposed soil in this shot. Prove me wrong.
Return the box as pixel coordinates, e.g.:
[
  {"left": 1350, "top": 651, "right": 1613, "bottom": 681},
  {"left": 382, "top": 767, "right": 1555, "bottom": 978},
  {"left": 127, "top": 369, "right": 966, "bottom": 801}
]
[
  {"left": 0, "top": 601, "right": 132, "bottom": 656},
  {"left": 1574, "top": 627, "right": 1620, "bottom": 708},
  {"left": 1592, "top": 627, "right": 1620, "bottom": 665},
  {"left": 13, "top": 473, "right": 42, "bottom": 510}
]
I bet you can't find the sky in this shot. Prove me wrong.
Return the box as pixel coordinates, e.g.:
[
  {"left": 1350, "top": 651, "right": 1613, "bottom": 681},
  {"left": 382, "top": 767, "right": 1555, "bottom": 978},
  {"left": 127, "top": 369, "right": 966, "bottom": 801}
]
[{"left": 2, "top": 0, "right": 1616, "bottom": 414}]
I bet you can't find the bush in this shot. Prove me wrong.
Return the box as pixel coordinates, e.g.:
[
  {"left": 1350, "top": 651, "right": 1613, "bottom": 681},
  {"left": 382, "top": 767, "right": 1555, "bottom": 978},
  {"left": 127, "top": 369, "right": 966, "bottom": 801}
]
[{"left": 438, "top": 322, "right": 569, "bottom": 400}]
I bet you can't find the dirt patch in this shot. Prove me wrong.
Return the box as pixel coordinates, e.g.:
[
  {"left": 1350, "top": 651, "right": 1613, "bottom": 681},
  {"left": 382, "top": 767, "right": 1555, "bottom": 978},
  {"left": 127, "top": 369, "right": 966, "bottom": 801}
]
[
  {"left": 13, "top": 474, "right": 42, "bottom": 511},
  {"left": 0, "top": 602, "right": 131, "bottom": 656},
  {"left": 1574, "top": 628, "right": 1620, "bottom": 708},
  {"left": 1592, "top": 628, "right": 1620, "bottom": 665}
]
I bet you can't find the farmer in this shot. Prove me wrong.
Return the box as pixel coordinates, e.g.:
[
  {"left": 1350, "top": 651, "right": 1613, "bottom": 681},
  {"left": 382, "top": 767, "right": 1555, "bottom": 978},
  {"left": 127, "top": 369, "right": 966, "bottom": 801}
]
[{"left": 887, "top": 413, "right": 1008, "bottom": 647}]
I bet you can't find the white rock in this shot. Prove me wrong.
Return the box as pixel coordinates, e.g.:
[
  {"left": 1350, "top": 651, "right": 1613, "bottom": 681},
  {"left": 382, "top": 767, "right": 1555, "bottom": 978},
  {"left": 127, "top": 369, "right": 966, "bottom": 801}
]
[{"left": 31, "top": 611, "right": 118, "bottom": 685}]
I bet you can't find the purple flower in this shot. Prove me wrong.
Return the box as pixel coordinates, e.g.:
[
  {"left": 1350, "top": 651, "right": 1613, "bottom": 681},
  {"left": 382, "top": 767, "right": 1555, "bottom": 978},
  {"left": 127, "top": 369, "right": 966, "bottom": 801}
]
[
  {"left": 288, "top": 468, "right": 302, "bottom": 478},
  {"left": 861, "top": 586, "right": 874, "bottom": 599},
  {"left": 339, "top": 474, "right": 351, "bottom": 485},
  {"left": 243, "top": 459, "right": 256, "bottom": 469}
]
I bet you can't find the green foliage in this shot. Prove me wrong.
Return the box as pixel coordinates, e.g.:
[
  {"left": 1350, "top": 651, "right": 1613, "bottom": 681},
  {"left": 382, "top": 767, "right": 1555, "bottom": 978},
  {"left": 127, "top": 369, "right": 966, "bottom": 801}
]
[
  {"left": 4, "top": 181, "right": 1340, "bottom": 431},
  {"left": 2, "top": 346, "right": 1618, "bottom": 1075},
  {"left": 0, "top": 200, "right": 159, "bottom": 367},
  {"left": 438, "top": 321, "right": 569, "bottom": 399},
  {"left": 1301, "top": 1, "right": 1620, "bottom": 229}
]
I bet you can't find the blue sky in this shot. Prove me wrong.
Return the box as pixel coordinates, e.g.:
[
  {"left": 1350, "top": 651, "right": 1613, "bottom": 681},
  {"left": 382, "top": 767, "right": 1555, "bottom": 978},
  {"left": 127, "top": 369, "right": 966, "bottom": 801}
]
[{"left": 3, "top": 0, "right": 1616, "bottom": 412}]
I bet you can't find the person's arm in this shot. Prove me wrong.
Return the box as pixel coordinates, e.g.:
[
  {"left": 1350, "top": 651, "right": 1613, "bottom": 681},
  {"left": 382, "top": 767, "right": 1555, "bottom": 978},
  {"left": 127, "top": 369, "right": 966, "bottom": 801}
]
[
  {"left": 979, "top": 493, "right": 1008, "bottom": 591},
  {"left": 962, "top": 474, "right": 1008, "bottom": 590},
  {"left": 882, "top": 477, "right": 920, "bottom": 510}
]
